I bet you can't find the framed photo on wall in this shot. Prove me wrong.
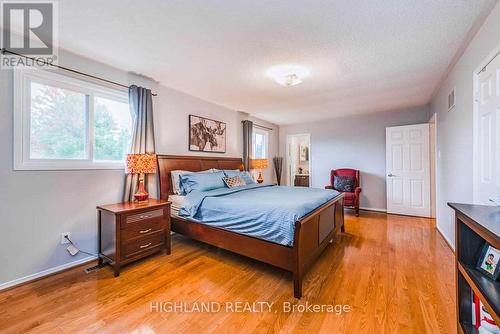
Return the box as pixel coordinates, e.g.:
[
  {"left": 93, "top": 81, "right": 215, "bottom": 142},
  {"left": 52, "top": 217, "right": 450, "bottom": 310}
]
[
  {"left": 189, "top": 115, "right": 226, "bottom": 153},
  {"left": 299, "top": 144, "right": 309, "bottom": 161}
]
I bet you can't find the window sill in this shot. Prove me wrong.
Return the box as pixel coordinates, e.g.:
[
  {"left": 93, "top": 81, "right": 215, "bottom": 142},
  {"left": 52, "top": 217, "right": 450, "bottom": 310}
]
[{"left": 14, "top": 160, "right": 126, "bottom": 171}]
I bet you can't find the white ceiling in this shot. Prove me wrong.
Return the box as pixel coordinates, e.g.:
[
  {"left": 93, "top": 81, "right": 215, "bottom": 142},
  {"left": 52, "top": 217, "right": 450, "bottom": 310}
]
[{"left": 59, "top": 0, "right": 497, "bottom": 125}]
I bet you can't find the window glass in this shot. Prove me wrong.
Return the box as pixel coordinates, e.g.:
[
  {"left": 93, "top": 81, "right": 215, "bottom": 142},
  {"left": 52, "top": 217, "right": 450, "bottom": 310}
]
[
  {"left": 30, "top": 81, "right": 87, "bottom": 159},
  {"left": 253, "top": 129, "right": 268, "bottom": 159},
  {"left": 94, "top": 97, "right": 132, "bottom": 161}
]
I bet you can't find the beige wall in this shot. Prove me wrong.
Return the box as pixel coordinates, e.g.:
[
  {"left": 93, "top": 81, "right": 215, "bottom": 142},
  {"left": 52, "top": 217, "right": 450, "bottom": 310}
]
[
  {"left": 430, "top": 2, "right": 500, "bottom": 249},
  {"left": 279, "top": 106, "right": 430, "bottom": 211}
]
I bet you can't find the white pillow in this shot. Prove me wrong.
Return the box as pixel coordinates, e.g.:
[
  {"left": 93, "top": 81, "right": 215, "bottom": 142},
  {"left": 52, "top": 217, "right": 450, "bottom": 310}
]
[
  {"left": 212, "top": 169, "right": 241, "bottom": 173},
  {"left": 170, "top": 169, "right": 214, "bottom": 194}
]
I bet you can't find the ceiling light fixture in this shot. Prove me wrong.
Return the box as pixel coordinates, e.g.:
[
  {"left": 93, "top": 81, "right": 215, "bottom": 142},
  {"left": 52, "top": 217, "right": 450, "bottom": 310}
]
[{"left": 266, "top": 64, "right": 310, "bottom": 87}]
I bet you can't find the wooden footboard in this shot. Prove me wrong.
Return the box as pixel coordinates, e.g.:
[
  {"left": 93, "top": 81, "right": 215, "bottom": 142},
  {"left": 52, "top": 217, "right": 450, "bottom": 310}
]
[
  {"left": 292, "top": 194, "right": 344, "bottom": 298},
  {"left": 170, "top": 193, "right": 345, "bottom": 299},
  {"left": 157, "top": 154, "right": 345, "bottom": 298}
]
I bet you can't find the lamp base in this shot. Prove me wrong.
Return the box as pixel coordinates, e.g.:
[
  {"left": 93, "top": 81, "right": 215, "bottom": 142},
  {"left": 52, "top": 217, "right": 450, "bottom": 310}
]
[
  {"left": 134, "top": 179, "right": 149, "bottom": 202},
  {"left": 134, "top": 197, "right": 149, "bottom": 203},
  {"left": 256, "top": 171, "right": 264, "bottom": 184}
]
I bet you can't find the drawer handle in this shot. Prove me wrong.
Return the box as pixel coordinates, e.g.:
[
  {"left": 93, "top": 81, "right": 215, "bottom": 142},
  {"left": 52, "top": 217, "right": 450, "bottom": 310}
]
[
  {"left": 140, "top": 243, "right": 152, "bottom": 249},
  {"left": 139, "top": 228, "right": 152, "bottom": 234},
  {"left": 139, "top": 214, "right": 152, "bottom": 219}
]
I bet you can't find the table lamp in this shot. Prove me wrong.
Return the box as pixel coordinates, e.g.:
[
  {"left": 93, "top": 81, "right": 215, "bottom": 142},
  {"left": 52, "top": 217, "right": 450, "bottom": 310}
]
[
  {"left": 250, "top": 158, "right": 269, "bottom": 183},
  {"left": 126, "top": 153, "right": 157, "bottom": 202}
]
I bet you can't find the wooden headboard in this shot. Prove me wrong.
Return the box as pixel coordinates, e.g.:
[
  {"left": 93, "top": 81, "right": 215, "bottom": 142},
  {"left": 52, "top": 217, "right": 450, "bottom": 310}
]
[{"left": 157, "top": 155, "right": 244, "bottom": 200}]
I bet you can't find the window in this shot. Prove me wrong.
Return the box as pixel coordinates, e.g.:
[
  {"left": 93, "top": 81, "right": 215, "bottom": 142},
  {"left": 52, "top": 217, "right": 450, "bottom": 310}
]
[
  {"left": 252, "top": 128, "right": 269, "bottom": 159},
  {"left": 14, "top": 69, "right": 132, "bottom": 170}
]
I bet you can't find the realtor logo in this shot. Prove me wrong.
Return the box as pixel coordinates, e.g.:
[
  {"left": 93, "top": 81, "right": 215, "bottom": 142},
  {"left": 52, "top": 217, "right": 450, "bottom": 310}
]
[{"left": 1, "top": 0, "right": 58, "bottom": 67}]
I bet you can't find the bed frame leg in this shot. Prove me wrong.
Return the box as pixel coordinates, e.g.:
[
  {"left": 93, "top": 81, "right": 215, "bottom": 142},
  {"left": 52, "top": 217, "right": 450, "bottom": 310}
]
[{"left": 293, "top": 271, "right": 302, "bottom": 298}]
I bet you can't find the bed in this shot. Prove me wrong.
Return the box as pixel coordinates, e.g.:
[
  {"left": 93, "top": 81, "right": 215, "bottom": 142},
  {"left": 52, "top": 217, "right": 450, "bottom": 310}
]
[{"left": 157, "top": 155, "right": 345, "bottom": 298}]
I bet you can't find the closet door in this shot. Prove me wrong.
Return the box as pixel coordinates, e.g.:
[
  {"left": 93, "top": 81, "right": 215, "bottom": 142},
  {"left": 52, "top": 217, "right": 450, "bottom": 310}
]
[
  {"left": 386, "top": 124, "right": 431, "bottom": 217},
  {"left": 476, "top": 54, "right": 500, "bottom": 205}
]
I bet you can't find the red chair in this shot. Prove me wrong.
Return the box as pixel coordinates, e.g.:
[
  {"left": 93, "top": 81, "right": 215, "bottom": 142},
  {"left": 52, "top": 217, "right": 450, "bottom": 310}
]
[{"left": 325, "top": 169, "right": 362, "bottom": 217}]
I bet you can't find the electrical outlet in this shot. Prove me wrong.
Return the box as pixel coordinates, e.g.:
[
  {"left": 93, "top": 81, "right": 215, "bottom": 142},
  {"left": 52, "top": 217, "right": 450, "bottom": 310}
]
[{"left": 61, "top": 232, "right": 71, "bottom": 245}]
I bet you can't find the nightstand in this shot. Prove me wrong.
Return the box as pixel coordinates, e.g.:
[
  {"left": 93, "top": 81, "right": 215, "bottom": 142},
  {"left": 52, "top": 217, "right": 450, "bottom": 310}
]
[
  {"left": 96, "top": 199, "right": 171, "bottom": 276},
  {"left": 294, "top": 174, "right": 310, "bottom": 187}
]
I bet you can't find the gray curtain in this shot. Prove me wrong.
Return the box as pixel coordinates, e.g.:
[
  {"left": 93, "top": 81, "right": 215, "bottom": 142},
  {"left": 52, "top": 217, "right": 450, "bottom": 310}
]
[
  {"left": 242, "top": 120, "right": 253, "bottom": 171},
  {"left": 123, "top": 85, "right": 156, "bottom": 202}
]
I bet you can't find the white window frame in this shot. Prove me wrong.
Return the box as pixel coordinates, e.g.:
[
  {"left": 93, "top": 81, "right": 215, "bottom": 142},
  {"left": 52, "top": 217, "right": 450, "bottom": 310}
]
[
  {"left": 14, "top": 68, "right": 131, "bottom": 170},
  {"left": 252, "top": 127, "right": 269, "bottom": 159}
]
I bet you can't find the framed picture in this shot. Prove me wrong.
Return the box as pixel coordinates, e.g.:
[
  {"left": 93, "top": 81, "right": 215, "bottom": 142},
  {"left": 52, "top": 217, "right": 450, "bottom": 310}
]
[
  {"left": 476, "top": 243, "right": 500, "bottom": 280},
  {"left": 299, "top": 144, "right": 309, "bottom": 161},
  {"left": 447, "top": 87, "right": 456, "bottom": 111},
  {"left": 189, "top": 115, "right": 226, "bottom": 153}
]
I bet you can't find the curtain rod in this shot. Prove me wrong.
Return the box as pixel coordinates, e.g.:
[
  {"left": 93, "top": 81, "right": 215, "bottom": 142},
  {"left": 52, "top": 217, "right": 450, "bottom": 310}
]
[
  {"left": 242, "top": 121, "right": 273, "bottom": 131},
  {"left": 477, "top": 50, "right": 500, "bottom": 74},
  {"left": 1, "top": 48, "right": 158, "bottom": 96}
]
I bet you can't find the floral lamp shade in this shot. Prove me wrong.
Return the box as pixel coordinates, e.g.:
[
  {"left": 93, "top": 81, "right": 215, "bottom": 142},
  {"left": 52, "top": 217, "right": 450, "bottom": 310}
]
[
  {"left": 126, "top": 154, "right": 157, "bottom": 175},
  {"left": 250, "top": 159, "right": 269, "bottom": 170},
  {"left": 126, "top": 154, "right": 157, "bottom": 202}
]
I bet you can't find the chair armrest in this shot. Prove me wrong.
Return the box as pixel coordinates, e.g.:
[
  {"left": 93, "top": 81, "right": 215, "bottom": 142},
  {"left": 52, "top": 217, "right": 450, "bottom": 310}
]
[
  {"left": 354, "top": 187, "right": 362, "bottom": 195},
  {"left": 325, "top": 185, "right": 333, "bottom": 190}
]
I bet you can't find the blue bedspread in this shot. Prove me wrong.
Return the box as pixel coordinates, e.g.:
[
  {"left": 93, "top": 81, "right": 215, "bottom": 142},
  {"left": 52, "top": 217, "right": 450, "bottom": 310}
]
[{"left": 178, "top": 184, "right": 340, "bottom": 246}]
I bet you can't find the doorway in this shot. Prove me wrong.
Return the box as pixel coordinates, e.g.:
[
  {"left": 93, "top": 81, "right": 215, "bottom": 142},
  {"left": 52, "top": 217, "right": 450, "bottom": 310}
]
[
  {"left": 386, "top": 124, "right": 431, "bottom": 217},
  {"left": 286, "top": 134, "right": 311, "bottom": 187}
]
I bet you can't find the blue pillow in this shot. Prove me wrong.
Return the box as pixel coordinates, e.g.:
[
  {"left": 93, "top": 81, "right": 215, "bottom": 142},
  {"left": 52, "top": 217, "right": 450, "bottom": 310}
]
[
  {"left": 223, "top": 170, "right": 256, "bottom": 185},
  {"left": 179, "top": 171, "right": 225, "bottom": 194},
  {"left": 240, "top": 171, "right": 256, "bottom": 185}
]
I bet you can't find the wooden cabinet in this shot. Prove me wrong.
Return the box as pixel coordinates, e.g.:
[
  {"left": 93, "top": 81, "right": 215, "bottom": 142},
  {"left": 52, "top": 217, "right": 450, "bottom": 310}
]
[
  {"left": 448, "top": 203, "right": 500, "bottom": 334},
  {"left": 97, "top": 199, "right": 171, "bottom": 276},
  {"left": 294, "top": 174, "right": 309, "bottom": 187}
]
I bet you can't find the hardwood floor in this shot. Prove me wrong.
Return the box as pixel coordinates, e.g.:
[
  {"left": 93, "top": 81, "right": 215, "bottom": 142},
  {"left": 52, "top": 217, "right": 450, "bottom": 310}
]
[{"left": 0, "top": 211, "right": 455, "bottom": 334}]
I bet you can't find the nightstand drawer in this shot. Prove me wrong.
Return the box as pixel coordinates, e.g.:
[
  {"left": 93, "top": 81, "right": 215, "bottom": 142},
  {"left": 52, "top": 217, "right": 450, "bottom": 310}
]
[
  {"left": 121, "top": 218, "right": 166, "bottom": 241},
  {"left": 124, "top": 209, "right": 164, "bottom": 226},
  {"left": 122, "top": 233, "right": 165, "bottom": 259}
]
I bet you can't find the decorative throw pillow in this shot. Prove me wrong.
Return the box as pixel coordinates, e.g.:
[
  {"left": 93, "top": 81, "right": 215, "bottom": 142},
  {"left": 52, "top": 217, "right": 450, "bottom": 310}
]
[
  {"left": 333, "top": 175, "right": 355, "bottom": 192},
  {"left": 223, "top": 170, "right": 256, "bottom": 185},
  {"left": 223, "top": 175, "right": 246, "bottom": 188}
]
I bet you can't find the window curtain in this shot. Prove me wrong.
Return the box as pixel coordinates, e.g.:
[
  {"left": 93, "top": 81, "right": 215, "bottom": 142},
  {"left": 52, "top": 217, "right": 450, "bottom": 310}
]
[
  {"left": 242, "top": 120, "right": 253, "bottom": 171},
  {"left": 123, "top": 85, "right": 155, "bottom": 202}
]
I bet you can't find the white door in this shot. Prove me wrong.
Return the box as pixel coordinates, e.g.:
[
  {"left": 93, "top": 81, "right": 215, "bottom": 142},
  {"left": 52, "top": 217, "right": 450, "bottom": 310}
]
[
  {"left": 386, "top": 124, "right": 431, "bottom": 217},
  {"left": 475, "top": 53, "right": 500, "bottom": 205}
]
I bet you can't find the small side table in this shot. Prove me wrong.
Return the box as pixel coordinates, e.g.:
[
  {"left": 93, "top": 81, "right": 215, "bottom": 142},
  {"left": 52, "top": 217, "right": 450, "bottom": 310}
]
[{"left": 96, "top": 199, "right": 171, "bottom": 276}]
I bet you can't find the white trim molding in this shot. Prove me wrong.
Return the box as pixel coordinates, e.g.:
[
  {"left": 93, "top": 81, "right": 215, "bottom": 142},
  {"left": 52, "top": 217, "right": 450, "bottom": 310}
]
[
  {"left": 359, "top": 207, "right": 387, "bottom": 213},
  {"left": 437, "top": 225, "right": 455, "bottom": 252},
  {"left": 0, "top": 256, "right": 94, "bottom": 291},
  {"left": 285, "top": 133, "right": 312, "bottom": 186}
]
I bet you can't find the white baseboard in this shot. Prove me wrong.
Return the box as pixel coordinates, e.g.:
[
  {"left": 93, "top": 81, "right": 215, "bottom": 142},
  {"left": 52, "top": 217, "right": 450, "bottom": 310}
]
[
  {"left": 359, "top": 207, "right": 387, "bottom": 213},
  {"left": 436, "top": 225, "right": 455, "bottom": 252},
  {"left": 0, "top": 256, "right": 95, "bottom": 291}
]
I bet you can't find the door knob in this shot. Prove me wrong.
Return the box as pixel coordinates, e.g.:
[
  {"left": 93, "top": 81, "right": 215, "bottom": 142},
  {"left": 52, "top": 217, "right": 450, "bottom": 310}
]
[{"left": 388, "top": 173, "right": 395, "bottom": 177}]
